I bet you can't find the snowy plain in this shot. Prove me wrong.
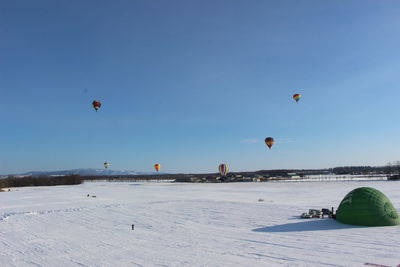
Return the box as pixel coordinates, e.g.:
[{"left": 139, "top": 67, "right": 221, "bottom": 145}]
[{"left": 0, "top": 180, "right": 399, "bottom": 267}]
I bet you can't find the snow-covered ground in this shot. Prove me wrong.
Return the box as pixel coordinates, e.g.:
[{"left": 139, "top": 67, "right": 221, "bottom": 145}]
[{"left": 1, "top": 180, "right": 399, "bottom": 267}]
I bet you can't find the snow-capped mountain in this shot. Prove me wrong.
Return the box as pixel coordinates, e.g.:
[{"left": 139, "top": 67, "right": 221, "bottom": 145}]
[{"left": 7, "top": 169, "right": 159, "bottom": 177}]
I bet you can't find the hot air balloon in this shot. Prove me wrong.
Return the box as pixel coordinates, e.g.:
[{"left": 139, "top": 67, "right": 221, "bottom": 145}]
[
  {"left": 218, "top": 163, "right": 229, "bottom": 177},
  {"left": 265, "top": 137, "right": 275, "bottom": 149},
  {"left": 293, "top": 93, "right": 301, "bottom": 103},
  {"left": 92, "top": 100, "right": 101, "bottom": 111},
  {"left": 103, "top": 162, "right": 110, "bottom": 169},
  {"left": 154, "top": 164, "right": 161, "bottom": 172},
  {"left": 336, "top": 187, "right": 400, "bottom": 226}
]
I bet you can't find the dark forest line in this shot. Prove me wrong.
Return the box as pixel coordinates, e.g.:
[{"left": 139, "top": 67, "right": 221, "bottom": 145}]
[{"left": 0, "top": 175, "right": 83, "bottom": 190}]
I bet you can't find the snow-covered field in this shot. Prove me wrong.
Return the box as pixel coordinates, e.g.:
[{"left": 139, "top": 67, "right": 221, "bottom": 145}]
[{"left": 1, "top": 180, "right": 399, "bottom": 267}]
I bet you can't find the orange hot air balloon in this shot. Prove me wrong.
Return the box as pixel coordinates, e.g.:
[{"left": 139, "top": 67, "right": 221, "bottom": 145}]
[
  {"left": 293, "top": 94, "right": 301, "bottom": 102},
  {"left": 92, "top": 100, "right": 101, "bottom": 111},
  {"left": 218, "top": 164, "right": 229, "bottom": 177},
  {"left": 265, "top": 137, "right": 275, "bottom": 149},
  {"left": 154, "top": 164, "right": 161, "bottom": 172}
]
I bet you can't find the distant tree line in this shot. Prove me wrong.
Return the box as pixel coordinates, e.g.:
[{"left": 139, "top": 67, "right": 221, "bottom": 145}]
[
  {"left": 247, "top": 165, "right": 395, "bottom": 177},
  {"left": 382, "top": 161, "right": 400, "bottom": 175},
  {"left": 235, "top": 167, "right": 367, "bottom": 177},
  {"left": 2, "top": 162, "right": 399, "bottom": 190},
  {"left": 0, "top": 175, "right": 82, "bottom": 190}
]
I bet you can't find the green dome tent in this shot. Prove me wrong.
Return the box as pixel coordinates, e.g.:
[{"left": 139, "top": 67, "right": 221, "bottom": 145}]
[{"left": 336, "top": 187, "right": 400, "bottom": 227}]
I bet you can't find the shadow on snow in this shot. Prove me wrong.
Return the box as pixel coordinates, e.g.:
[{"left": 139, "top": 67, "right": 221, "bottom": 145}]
[{"left": 253, "top": 219, "right": 364, "bottom": 233}]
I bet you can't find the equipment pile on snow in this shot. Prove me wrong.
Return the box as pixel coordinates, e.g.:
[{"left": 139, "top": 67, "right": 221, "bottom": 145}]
[{"left": 301, "top": 208, "right": 335, "bottom": 219}]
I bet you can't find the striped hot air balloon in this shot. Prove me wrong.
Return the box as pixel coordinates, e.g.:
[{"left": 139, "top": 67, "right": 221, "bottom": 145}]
[
  {"left": 92, "top": 100, "right": 101, "bottom": 111},
  {"left": 218, "top": 163, "right": 229, "bottom": 177},
  {"left": 154, "top": 164, "right": 161, "bottom": 172},
  {"left": 293, "top": 93, "right": 301, "bottom": 102},
  {"left": 265, "top": 137, "right": 275, "bottom": 149}
]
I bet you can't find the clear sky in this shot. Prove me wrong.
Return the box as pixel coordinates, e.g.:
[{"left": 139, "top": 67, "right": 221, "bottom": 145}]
[{"left": 1, "top": 0, "right": 400, "bottom": 174}]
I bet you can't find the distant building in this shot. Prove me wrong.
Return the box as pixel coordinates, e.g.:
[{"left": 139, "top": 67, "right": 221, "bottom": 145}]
[{"left": 287, "top": 173, "right": 301, "bottom": 179}]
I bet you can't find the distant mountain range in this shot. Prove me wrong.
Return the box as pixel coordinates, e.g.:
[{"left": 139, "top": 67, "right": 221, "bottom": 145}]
[{"left": 6, "top": 168, "right": 160, "bottom": 177}]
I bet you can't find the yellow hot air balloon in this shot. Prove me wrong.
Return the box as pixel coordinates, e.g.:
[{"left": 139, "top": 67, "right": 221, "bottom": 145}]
[{"left": 154, "top": 164, "right": 161, "bottom": 172}]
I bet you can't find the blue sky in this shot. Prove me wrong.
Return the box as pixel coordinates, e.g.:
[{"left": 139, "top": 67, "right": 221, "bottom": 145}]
[{"left": 1, "top": 1, "right": 400, "bottom": 174}]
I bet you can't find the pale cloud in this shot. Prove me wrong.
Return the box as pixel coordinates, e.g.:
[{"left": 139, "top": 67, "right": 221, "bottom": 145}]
[
  {"left": 276, "top": 138, "right": 297, "bottom": 144},
  {"left": 240, "top": 139, "right": 259, "bottom": 144}
]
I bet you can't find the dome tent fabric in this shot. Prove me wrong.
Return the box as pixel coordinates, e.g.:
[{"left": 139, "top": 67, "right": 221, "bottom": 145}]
[{"left": 336, "top": 187, "right": 400, "bottom": 227}]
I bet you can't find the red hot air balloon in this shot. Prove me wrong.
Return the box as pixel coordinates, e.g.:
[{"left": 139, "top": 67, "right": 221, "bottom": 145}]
[
  {"left": 265, "top": 137, "right": 275, "bottom": 149},
  {"left": 293, "top": 94, "right": 301, "bottom": 102},
  {"left": 218, "top": 164, "right": 229, "bottom": 177},
  {"left": 92, "top": 100, "right": 101, "bottom": 111}
]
